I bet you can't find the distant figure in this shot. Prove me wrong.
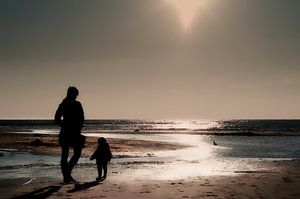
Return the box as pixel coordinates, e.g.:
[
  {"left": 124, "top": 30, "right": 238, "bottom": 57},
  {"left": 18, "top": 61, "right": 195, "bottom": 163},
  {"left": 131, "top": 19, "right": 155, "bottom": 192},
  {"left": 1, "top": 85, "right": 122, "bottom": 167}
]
[
  {"left": 55, "top": 86, "right": 85, "bottom": 183},
  {"left": 213, "top": 141, "right": 218, "bottom": 146},
  {"left": 90, "top": 137, "right": 112, "bottom": 181}
]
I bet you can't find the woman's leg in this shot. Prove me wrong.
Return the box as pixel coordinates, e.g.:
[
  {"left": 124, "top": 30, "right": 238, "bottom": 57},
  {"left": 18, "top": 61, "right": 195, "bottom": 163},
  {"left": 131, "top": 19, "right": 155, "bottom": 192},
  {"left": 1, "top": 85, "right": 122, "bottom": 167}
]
[
  {"left": 61, "top": 146, "right": 69, "bottom": 181},
  {"left": 68, "top": 146, "right": 82, "bottom": 178}
]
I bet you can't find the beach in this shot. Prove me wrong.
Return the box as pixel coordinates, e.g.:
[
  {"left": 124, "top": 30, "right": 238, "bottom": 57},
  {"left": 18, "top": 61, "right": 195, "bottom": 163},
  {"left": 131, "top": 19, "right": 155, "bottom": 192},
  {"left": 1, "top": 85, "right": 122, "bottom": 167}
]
[
  {"left": 3, "top": 164, "right": 300, "bottom": 199},
  {"left": 2, "top": 0, "right": 300, "bottom": 197},
  {"left": 1, "top": 131, "right": 300, "bottom": 199}
]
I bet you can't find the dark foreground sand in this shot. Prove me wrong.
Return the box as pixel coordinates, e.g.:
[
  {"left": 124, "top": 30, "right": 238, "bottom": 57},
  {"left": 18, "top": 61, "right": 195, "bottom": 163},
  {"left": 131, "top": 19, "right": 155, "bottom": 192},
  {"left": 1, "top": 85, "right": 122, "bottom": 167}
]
[
  {"left": 3, "top": 164, "right": 300, "bottom": 199},
  {"left": 1, "top": 133, "right": 300, "bottom": 199}
]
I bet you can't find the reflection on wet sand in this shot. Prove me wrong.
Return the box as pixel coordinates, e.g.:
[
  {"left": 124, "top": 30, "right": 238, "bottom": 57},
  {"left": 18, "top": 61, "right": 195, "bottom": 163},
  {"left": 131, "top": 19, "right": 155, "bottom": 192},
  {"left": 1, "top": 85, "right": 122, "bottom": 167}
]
[{"left": 0, "top": 133, "right": 297, "bottom": 183}]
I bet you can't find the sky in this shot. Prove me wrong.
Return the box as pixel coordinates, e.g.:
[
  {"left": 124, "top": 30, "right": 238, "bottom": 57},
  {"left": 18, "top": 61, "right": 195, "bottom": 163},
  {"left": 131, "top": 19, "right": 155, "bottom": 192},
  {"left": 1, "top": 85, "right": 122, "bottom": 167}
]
[{"left": 0, "top": 0, "right": 299, "bottom": 119}]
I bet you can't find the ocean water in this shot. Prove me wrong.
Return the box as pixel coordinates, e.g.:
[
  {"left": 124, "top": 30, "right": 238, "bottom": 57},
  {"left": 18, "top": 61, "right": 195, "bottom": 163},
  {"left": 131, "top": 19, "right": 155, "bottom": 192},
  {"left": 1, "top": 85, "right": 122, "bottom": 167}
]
[
  {"left": 0, "top": 119, "right": 300, "bottom": 135},
  {"left": 0, "top": 120, "right": 300, "bottom": 181}
]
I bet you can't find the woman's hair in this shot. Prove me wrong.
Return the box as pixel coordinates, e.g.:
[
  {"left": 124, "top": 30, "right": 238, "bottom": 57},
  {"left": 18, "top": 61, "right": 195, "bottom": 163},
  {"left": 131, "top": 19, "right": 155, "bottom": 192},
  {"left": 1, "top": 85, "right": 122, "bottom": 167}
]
[{"left": 67, "top": 86, "right": 79, "bottom": 99}]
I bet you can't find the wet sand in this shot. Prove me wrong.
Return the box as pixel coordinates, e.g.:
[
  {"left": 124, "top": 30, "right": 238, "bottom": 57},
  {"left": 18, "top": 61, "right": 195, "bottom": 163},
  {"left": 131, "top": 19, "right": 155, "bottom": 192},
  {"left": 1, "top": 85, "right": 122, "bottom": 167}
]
[
  {"left": 0, "top": 133, "right": 187, "bottom": 156},
  {"left": 1, "top": 133, "right": 300, "bottom": 199}
]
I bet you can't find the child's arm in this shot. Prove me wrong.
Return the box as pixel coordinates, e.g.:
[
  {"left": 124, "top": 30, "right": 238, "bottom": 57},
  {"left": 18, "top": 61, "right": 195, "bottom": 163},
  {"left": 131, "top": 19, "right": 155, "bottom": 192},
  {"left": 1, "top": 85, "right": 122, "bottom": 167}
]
[{"left": 90, "top": 150, "right": 97, "bottom": 161}]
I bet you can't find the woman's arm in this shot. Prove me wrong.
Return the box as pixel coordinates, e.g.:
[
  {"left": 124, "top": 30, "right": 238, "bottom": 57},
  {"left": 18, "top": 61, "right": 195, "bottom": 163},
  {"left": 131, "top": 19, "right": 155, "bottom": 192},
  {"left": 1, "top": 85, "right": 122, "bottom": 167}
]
[{"left": 54, "top": 103, "right": 63, "bottom": 126}]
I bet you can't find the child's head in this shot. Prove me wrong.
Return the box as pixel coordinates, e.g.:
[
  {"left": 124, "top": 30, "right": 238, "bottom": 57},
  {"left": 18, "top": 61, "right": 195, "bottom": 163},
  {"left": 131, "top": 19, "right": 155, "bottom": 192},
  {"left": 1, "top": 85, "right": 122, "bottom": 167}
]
[{"left": 98, "top": 137, "right": 107, "bottom": 146}]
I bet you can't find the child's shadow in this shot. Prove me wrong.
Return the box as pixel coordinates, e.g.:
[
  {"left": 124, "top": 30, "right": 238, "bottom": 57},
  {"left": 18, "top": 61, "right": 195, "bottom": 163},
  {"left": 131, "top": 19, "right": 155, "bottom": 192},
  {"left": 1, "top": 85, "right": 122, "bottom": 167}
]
[{"left": 68, "top": 180, "right": 102, "bottom": 193}]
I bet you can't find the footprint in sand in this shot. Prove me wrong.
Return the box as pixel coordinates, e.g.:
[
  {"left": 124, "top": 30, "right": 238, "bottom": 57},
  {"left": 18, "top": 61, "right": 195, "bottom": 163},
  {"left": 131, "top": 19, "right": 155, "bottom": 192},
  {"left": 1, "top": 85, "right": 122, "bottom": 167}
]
[
  {"left": 140, "top": 190, "right": 151, "bottom": 194},
  {"left": 282, "top": 177, "right": 293, "bottom": 183}
]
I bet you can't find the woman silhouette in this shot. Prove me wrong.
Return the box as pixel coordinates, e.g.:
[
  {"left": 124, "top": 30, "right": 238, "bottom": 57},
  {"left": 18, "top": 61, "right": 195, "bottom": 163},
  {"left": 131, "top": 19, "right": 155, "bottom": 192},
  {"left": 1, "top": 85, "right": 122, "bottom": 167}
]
[{"left": 55, "top": 86, "right": 85, "bottom": 183}]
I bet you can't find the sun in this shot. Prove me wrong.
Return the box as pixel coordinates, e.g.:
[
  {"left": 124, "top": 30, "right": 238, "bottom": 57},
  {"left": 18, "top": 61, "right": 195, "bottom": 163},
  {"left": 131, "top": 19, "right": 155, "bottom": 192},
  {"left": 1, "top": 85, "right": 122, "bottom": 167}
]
[{"left": 165, "top": 0, "right": 205, "bottom": 31}]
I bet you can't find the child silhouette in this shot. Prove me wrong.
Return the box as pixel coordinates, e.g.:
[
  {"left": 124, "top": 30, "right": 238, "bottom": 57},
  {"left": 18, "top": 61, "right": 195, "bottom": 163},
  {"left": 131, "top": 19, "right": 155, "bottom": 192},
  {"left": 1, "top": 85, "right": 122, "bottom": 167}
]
[{"left": 90, "top": 137, "right": 112, "bottom": 181}]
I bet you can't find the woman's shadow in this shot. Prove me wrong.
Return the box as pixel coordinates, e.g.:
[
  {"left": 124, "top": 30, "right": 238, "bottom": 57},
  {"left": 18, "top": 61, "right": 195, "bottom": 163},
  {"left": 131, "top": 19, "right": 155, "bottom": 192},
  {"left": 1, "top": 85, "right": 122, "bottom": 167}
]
[
  {"left": 12, "top": 180, "right": 101, "bottom": 199},
  {"left": 12, "top": 184, "right": 62, "bottom": 199}
]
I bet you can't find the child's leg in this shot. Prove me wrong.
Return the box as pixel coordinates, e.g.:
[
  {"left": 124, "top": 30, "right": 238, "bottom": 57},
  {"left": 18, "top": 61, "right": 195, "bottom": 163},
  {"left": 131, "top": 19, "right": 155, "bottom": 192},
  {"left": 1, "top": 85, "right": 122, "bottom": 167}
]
[
  {"left": 97, "top": 163, "right": 102, "bottom": 178},
  {"left": 103, "top": 162, "right": 108, "bottom": 178}
]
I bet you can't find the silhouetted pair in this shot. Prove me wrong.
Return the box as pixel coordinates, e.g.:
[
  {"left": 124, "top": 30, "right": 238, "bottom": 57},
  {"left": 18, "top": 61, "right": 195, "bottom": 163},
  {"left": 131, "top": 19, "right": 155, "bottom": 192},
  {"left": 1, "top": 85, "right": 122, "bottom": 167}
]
[{"left": 55, "top": 87, "right": 111, "bottom": 183}]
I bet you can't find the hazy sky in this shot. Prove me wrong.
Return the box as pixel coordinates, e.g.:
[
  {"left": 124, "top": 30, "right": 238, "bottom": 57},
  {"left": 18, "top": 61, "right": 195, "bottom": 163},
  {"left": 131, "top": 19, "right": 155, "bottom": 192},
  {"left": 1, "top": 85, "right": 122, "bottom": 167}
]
[{"left": 0, "top": 0, "right": 299, "bottom": 119}]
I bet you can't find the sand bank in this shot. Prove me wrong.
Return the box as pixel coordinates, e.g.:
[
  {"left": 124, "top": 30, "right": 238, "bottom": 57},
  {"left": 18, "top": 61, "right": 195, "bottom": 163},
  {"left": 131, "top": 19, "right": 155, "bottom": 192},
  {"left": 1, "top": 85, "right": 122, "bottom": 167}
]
[{"left": 0, "top": 133, "right": 188, "bottom": 157}]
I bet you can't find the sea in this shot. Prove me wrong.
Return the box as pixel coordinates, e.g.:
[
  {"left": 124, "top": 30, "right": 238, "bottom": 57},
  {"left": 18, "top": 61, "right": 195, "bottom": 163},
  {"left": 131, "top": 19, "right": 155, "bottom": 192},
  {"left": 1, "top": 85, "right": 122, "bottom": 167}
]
[
  {"left": 0, "top": 119, "right": 300, "bottom": 135},
  {"left": 0, "top": 119, "right": 300, "bottom": 182}
]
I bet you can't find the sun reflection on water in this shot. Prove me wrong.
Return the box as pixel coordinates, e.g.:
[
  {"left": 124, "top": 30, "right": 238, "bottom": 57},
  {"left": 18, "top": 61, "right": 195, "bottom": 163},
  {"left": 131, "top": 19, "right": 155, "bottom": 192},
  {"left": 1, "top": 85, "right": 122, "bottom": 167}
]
[
  {"left": 156, "top": 135, "right": 213, "bottom": 160},
  {"left": 127, "top": 135, "right": 233, "bottom": 180},
  {"left": 161, "top": 120, "right": 219, "bottom": 132},
  {"left": 87, "top": 133, "right": 271, "bottom": 181}
]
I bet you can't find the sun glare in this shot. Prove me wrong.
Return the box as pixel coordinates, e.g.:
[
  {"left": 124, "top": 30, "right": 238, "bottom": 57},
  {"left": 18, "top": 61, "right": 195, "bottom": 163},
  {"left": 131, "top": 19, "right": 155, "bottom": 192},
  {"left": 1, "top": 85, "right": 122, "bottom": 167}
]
[{"left": 165, "top": 0, "right": 205, "bottom": 31}]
